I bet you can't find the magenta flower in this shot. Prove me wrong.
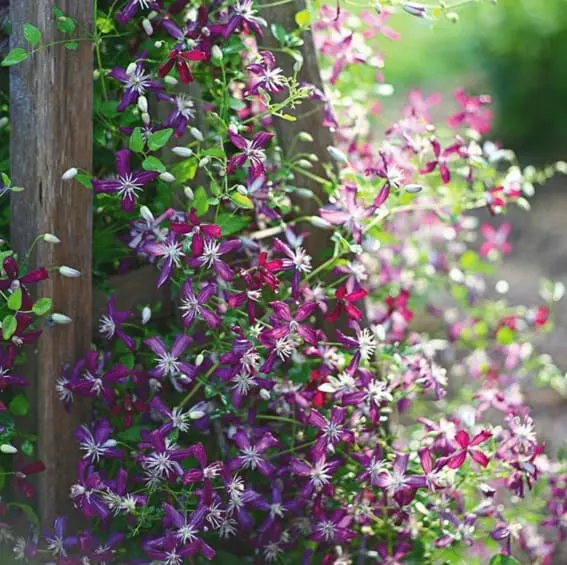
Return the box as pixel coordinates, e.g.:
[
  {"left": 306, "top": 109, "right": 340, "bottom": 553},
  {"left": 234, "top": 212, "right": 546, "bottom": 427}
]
[
  {"left": 447, "top": 88, "right": 493, "bottom": 134},
  {"left": 290, "top": 454, "right": 340, "bottom": 496},
  {"left": 404, "top": 89, "right": 441, "bottom": 122},
  {"left": 0, "top": 348, "right": 27, "bottom": 390},
  {"left": 327, "top": 283, "right": 367, "bottom": 323},
  {"left": 144, "top": 335, "right": 196, "bottom": 392},
  {"left": 227, "top": 129, "right": 274, "bottom": 178},
  {"left": 179, "top": 279, "right": 220, "bottom": 329},
  {"left": 308, "top": 406, "right": 354, "bottom": 457},
  {"left": 479, "top": 222, "right": 512, "bottom": 257},
  {"left": 214, "top": 0, "right": 267, "bottom": 38},
  {"left": 0, "top": 255, "right": 48, "bottom": 309},
  {"left": 263, "top": 301, "right": 318, "bottom": 346},
  {"left": 361, "top": 8, "right": 399, "bottom": 41},
  {"left": 170, "top": 208, "right": 222, "bottom": 258},
  {"left": 70, "top": 461, "right": 109, "bottom": 520},
  {"left": 92, "top": 149, "right": 158, "bottom": 212},
  {"left": 246, "top": 51, "right": 285, "bottom": 96},
  {"left": 272, "top": 237, "right": 312, "bottom": 299},
  {"left": 311, "top": 508, "right": 355, "bottom": 545},
  {"left": 444, "top": 429, "right": 492, "bottom": 469},
  {"left": 419, "top": 138, "right": 462, "bottom": 184}
]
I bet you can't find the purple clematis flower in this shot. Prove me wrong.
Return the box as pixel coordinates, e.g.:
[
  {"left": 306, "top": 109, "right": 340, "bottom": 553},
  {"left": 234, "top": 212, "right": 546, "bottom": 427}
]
[
  {"left": 75, "top": 419, "right": 123, "bottom": 464},
  {"left": 290, "top": 454, "right": 341, "bottom": 497},
  {"left": 227, "top": 129, "right": 274, "bottom": 178},
  {"left": 246, "top": 51, "right": 285, "bottom": 96},
  {"left": 179, "top": 279, "right": 220, "bottom": 329},
  {"left": 144, "top": 230, "right": 185, "bottom": 287},
  {"left": 261, "top": 301, "right": 318, "bottom": 346},
  {"left": 187, "top": 238, "right": 241, "bottom": 281},
  {"left": 272, "top": 237, "right": 312, "bottom": 299},
  {"left": 0, "top": 347, "right": 28, "bottom": 390},
  {"left": 0, "top": 255, "right": 48, "bottom": 309},
  {"left": 308, "top": 406, "right": 355, "bottom": 457},
  {"left": 374, "top": 452, "right": 428, "bottom": 506},
  {"left": 311, "top": 508, "right": 355, "bottom": 545},
  {"left": 213, "top": 0, "right": 267, "bottom": 38},
  {"left": 150, "top": 395, "right": 207, "bottom": 434},
  {"left": 228, "top": 430, "right": 279, "bottom": 476},
  {"left": 162, "top": 93, "right": 196, "bottom": 137},
  {"left": 108, "top": 58, "right": 163, "bottom": 111},
  {"left": 98, "top": 295, "right": 135, "bottom": 351},
  {"left": 45, "top": 517, "right": 78, "bottom": 559},
  {"left": 92, "top": 149, "right": 159, "bottom": 212},
  {"left": 144, "top": 335, "right": 196, "bottom": 392},
  {"left": 70, "top": 461, "right": 109, "bottom": 520},
  {"left": 161, "top": 503, "right": 216, "bottom": 560},
  {"left": 116, "top": 0, "right": 161, "bottom": 24}
]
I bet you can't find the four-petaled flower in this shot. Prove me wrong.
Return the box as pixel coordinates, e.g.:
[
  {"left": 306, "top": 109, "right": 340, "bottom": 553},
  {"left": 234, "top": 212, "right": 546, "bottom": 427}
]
[{"left": 227, "top": 129, "right": 274, "bottom": 179}]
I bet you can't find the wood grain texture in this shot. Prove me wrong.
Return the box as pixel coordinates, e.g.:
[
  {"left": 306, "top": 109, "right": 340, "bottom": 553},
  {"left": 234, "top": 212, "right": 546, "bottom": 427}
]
[{"left": 10, "top": 0, "right": 93, "bottom": 525}]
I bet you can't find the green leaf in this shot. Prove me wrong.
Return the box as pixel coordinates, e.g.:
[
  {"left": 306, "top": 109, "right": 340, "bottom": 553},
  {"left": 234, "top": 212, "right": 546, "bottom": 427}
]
[
  {"left": 95, "top": 16, "right": 115, "bottom": 34},
  {"left": 23, "top": 24, "right": 42, "bottom": 46},
  {"left": 118, "top": 426, "right": 143, "bottom": 442},
  {"left": 295, "top": 9, "right": 311, "bottom": 27},
  {"left": 56, "top": 17, "right": 76, "bottom": 34},
  {"left": 270, "top": 23, "right": 287, "bottom": 44},
  {"left": 75, "top": 173, "right": 92, "bottom": 189},
  {"left": 64, "top": 41, "right": 79, "bottom": 50},
  {"left": 32, "top": 297, "right": 52, "bottom": 316},
  {"left": 9, "top": 394, "right": 29, "bottom": 416},
  {"left": 193, "top": 187, "right": 209, "bottom": 217},
  {"left": 490, "top": 556, "right": 520, "bottom": 565},
  {"left": 1, "top": 48, "right": 29, "bottom": 67},
  {"left": 230, "top": 191, "right": 254, "bottom": 209},
  {"left": 148, "top": 128, "right": 174, "bottom": 151},
  {"left": 142, "top": 156, "right": 166, "bottom": 173},
  {"left": 217, "top": 213, "right": 251, "bottom": 236},
  {"left": 2, "top": 315, "right": 17, "bottom": 340},
  {"left": 129, "top": 127, "right": 145, "bottom": 153},
  {"left": 7, "top": 288, "right": 22, "bottom": 311},
  {"left": 21, "top": 440, "right": 34, "bottom": 457},
  {"left": 459, "top": 250, "right": 479, "bottom": 270},
  {"left": 171, "top": 158, "right": 198, "bottom": 183}
]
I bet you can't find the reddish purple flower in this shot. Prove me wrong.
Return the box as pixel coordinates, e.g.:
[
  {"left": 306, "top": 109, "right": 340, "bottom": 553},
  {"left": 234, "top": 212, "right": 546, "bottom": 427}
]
[
  {"left": 0, "top": 348, "right": 27, "bottom": 390},
  {"left": 45, "top": 517, "right": 78, "bottom": 558},
  {"left": 70, "top": 461, "right": 109, "bottom": 520},
  {"left": 144, "top": 231, "right": 185, "bottom": 287},
  {"left": 214, "top": 0, "right": 267, "bottom": 39},
  {"left": 116, "top": 0, "right": 160, "bottom": 24},
  {"left": 374, "top": 453, "right": 428, "bottom": 506},
  {"left": 0, "top": 255, "right": 48, "bottom": 309},
  {"left": 179, "top": 279, "right": 220, "bottom": 329},
  {"left": 144, "top": 335, "right": 196, "bottom": 392},
  {"left": 327, "top": 283, "right": 367, "bottom": 323},
  {"left": 227, "top": 129, "right": 274, "bottom": 178},
  {"left": 311, "top": 508, "right": 355, "bottom": 545},
  {"left": 272, "top": 237, "right": 312, "bottom": 299},
  {"left": 263, "top": 300, "right": 317, "bottom": 346},
  {"left": 92, "top": 149, "right": 158, "bottom": 212},
  {"left": 419, "top": 137, "right": 462, "bottom": 184},
  {"left": 290, "top": 454, "right": 341, "bottom": 496},
  {"left": 479, "top": 222, "right": 512, "bottom": 257},
  {"left": 170, "top": 208, "right": 222, "bottom": 258},
  {"left": 404, "top": 89, "right": 441, "bottom": 122},
  {"left": 308, "top": 406, "right": 354, "bottom": 456}
]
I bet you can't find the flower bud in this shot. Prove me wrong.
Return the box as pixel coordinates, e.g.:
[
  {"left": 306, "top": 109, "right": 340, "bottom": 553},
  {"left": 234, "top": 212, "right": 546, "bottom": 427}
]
[
  {"left": 93, "top": 69, "right": 101, "bottom": 80},
  {"left": 0, "top": 444, "right": 17, "bottom": 454},
  {"left": 140, "top": 206, "right": 154, "bottom": 222},
  {"left": 154, "top": 40, "right": 163, "bottom": 49},
  {"left": 164, "top": 76, "right": 178, "bottom": 86},
  {"left": 126, "top": 62, "right": 138, "bottom": 76},
  {"left": 10, "top": 186, "right": 24, "bottom": 193},
  {"left": 51, "top": 313, "right": 72, "bottom": 324},
  {"left": 296, "top": 159, "right": 313, "bottom": 168},
  {"left": 327, "top": 146, "right": 348, "bottom": 163},
  {"left": 446, "top": 11, "right": 459, "bottom": 23},
  {"left": 142, "top": 18, "right": 153, "bottom": 35},
  {"left": 43, "top": 233, "right": 61, "bottom": 244},
  {"left": 172, "top": 146, "right": 193, "bottom": 158},
  {"left": 309, "top": 216, "right": 332, "bottom": 229},
  {"left": 236, "top": 185, "right": 248, "bottom": 196},
  {"left": 259, "top": 389, "right": 271, "bottom": 400},
  {"left": 195, "top": 353, "right": 205, "bottom": 367},
  {"left": 61, "top": 167, "right": 78, "bottom": 181},
  {"left": 141, "top": 112, "right": 151, "bottom": 125},
  {"left": 59, "top": 266, "right": 81, "bottom": 278},
  {"left": 141, "top": 306, "right": 151, "bottom": 325},
  {"left": 199, "top": 157, "right": 210, "bottom": 168},
  {"left": 0, "top": 117, "right": 8, "bottom": 128},
  {"left": 184, "top": 186, "right": 194, "bottom": 200},
  {"left": 190, "top": 127, "right": 204, "bottom": 142},
  {"left": 403, "top": 2, "right": 426, "bottom": 17},
  {"left": 295, "top": 188, "right": 314, "bottom": 199},
  {"left": 137, "top": 95, "right": 148, "bottom": 113},
  {"left": 404, "top": 184, "right": 423, "bottom": 193},
  {"left": 376, "top": 83, "right": 394, "bottom": 96},
  {"left": 211, "top": 45, "right": 223, "bottom": 63},
  {"left": 159, "top": 172, "right": 176, "bottom": 183},
  {"left": 298, "top": 131, "right": 314, "bottom": 142}
]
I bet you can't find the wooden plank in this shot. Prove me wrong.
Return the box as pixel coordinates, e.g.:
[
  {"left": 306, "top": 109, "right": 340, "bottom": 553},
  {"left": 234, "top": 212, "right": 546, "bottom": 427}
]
[{"left": 9, "top": 0, "right": 93, "bottom": 526}]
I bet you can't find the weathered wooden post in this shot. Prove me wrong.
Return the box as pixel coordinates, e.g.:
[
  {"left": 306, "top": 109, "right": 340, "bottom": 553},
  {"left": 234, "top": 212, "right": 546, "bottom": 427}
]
[{"left": 9, "top": 1, "right": 93, "bottom": 526}]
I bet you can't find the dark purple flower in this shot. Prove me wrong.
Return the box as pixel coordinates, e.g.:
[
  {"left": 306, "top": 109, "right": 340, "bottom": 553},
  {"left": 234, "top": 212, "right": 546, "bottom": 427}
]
[
  {"left": 272, "top": 237, "right": 312, "bottom": 299},
  {"left": 374, "top": 453, "right": 428, "bottom": 506},
  {"left": 290, "top": 454, "right": 340, "bottom": 496},
  {"left": 0, "top": 347, "right": 27, "bottom": 390},
  {"left": 70, "top": 461, "right": 109, "bottom": 520},
  {"left": 116, "top": 0, "right": 160, "bottom": 24},
  {"left": 311, "top": 508, "right": 355, "bottom": 545},
  {"left": 45, "top": 517, "right": 78, "bottom": 559},
  {"left": 0, "top": 255, "right": 48, "bottom": 309},
  {"left": 227, "top": 129, "right": 274, "bottom": 178},
  {"left": 308, "top": 406, "right": 354, "bottom": 456},
  {"left": 150, "top": 395, "right": 207, "bottom": 434},
  {"left": 144, "top": 335, "right": 196, "bottom": 392},
  {"left": 92, "top": 149, "right": 159, "bottom": 212},
  {"left": 246, "top": 51, "right": 285, "bottom": 95},
  {"left": 213, "top": 0, "right": 267, "bottom": 38}
]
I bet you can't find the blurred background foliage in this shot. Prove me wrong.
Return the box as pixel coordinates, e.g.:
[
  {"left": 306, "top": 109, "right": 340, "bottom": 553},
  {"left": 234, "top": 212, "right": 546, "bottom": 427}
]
[{"left": 372, "top": 0, "right": 567, "bottom": 162}]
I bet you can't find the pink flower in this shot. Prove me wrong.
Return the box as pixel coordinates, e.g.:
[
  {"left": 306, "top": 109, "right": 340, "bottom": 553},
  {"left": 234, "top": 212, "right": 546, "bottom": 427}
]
[
  {"left": 480, "top": 222, "right": 512, "bottom": 257},
  {"left": 445, "top": 429, "right": 492, "bottom": 469}
]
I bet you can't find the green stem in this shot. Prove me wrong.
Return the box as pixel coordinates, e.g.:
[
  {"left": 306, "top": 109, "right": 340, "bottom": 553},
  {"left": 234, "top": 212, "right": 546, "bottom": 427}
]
[{"left": 179, "top": 363, "right": 218, "bottom": 408}]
